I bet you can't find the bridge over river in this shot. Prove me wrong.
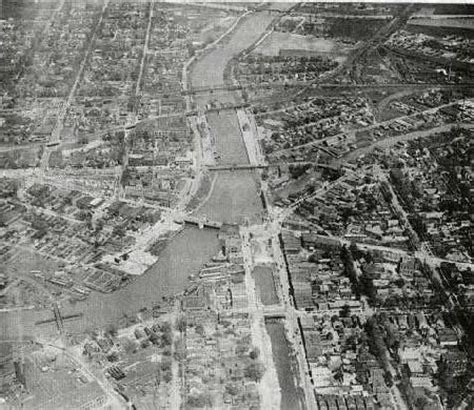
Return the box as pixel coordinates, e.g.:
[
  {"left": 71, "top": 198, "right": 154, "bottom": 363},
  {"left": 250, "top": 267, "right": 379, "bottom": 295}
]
[
  {"left": 2, "top": 6, "right": 307, "bottom": 409},
  {"left": 1, "top": 2, "right": 291, "bottom": 337}
]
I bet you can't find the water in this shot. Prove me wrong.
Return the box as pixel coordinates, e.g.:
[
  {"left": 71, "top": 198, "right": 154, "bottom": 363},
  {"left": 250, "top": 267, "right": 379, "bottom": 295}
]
[
  {"left": 1, "top": 8, "right": 279, "bottom": 336},
  {"left": 189, "top": 11, "right": 276, "bottom": 224},
  {"left": 191, "top": 11, "right": 276, "bottom": 98},
  {"left": 1, "top": 227, "right": 220, "bottom": 336},
  {"left": 265, "top": 320, "right": 303, "bottom": 410},
  {"left": 61, "top": 227, "right": 221, "bottom": 332}
]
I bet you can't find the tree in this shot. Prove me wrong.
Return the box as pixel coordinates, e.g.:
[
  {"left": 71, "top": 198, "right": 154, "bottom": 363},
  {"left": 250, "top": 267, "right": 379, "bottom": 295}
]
[
  {"left": 349, "top": 241, "right": 368, "bottom": 261},
  {"left": 187, "top": 393, "right": 212, "bottom": 408},
  {"left": 174, "top": 339, "right": 186, "bottom": 361},
  {"left": 236, "top": 344, "right": 249, "bottom": 356},
  {"left": 163, "top": 370, "right": 172, "bottom": 383},
  {"left": 122, "top": 338, "right": 138, "bottom": 354},
  {"left": 195, "top": 323, "right": 205, "bottom": 336},
  {"left": 107, "top": 352, "right": 119, "bottom": 362},
  {"left": 161, "top": 321, "right": 172, "bottom": 334},
  {"left": 105, "top": 323, "right": 118, "bottom": 338},
  {"left": 360, "top": 272, "right": 377, "bottom": 303},
  {"left": 176, "top": 316, "right": 187, "bottom": 332},
  {"left": 365, "top": 317, "right": 390, "bottom": 371},
  {"left": 160, "top": 357, "right": 172, "bottom": 372},
  {"left": 415, "top": 396, "right": 430, "bottom": 410},
  {"left": 249, "top": 347, "right": 260, "bottom": 360},
  {"left": 149, "top": 332, "right": 160, "bottom": 345},
  {"left": 112, "top": 224, "right": 126, "bottom": 238},
  {"left": 245, "top": 361, "right": 265, "bottom": 382},
  {"left": 161, "top": 331, "right": 173, "bottom": 346},
  {"left": 31, "top": 215, "right": 48, "bottom": 237},
  {"left": 289, "top": 164, "right": 310, "bottom": 179},
  {"left": 394, "top": 278, "right": 405, "bottom": 288},
  {"left": 225, "top": 383, "right": 240, "bottom": 396},
  {"left": 340, "top": 304, "right": 351, "bottom": 318},
  {"left": 94, "top": 219, "right": 104, "bottom": 233},
  {"left": 140, "top": 339, "right": 151, "bottom": 349}
]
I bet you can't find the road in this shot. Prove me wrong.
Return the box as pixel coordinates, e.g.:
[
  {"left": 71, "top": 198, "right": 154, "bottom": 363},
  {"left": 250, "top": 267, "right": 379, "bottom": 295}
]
[
  {"left": 240, "top": 229, "right": 281, "bottom": 410},
  {"left": 186, "top": 2, "right": 248, "bottom": 12},
  {"left": 271, "top": 97, "right": 473, "bottom": 156},
  {"left": 241, "top": 219, "right": 317, "bottom": 410},
  {"left": 268, "top": 229, "right": 317, "bottom": 410},
  {"left": 334, "top": 122, "right": 474, "bottom": 165},
  {"left": 135, "top": 0, "right": 154, "bottom": 97},
  {"left": 374, "top": 165, "right": 420, "bottom": 249},
  {"left": 6, "top": 4, "right": 465, "bottom": 409},
  {"left": 115, "top": 2, "right": 154, "bottom": 200},
  {"left": 40, "top": 2, "right": 109, "bottom": 171},
  {"left": 272, "top": 170, "right": 357, "bottom": 226},
  {"left": 290, "top": 4, "right": 413, "bottom": 99},
  {"left": 169, "top": 301, "right": 182, "bottom": 410},
  {"left": 44, "top": 341, "right": 125, "bottom": 409}
]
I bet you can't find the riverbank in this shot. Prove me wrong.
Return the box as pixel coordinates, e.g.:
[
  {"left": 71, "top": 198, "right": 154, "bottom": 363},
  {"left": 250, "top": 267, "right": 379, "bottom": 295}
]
[
  {"left": 0, "top": 4, "right": 287, "bottom": 339},
  {"left": 0, "top": 227, "right": 221, "bottom": 337}
]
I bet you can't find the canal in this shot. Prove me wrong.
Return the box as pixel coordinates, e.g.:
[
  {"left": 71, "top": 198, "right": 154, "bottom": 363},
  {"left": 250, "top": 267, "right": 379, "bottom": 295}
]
[
  {"left": 252, "top": 265, "right": 279, "bottom": 306},
  {"left": 266, "top": 320, "right": 304, "bottom": 410}
]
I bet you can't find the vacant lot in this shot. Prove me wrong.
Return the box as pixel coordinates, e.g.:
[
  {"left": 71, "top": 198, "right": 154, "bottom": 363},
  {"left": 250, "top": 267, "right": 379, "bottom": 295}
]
[{"left": 254, "top": 32, "right": 353, "bottom": 63}]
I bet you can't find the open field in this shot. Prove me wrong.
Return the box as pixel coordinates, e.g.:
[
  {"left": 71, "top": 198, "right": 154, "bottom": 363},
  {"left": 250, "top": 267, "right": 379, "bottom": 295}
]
[
  {"left": 254, "top": 31, "right": 354, "bottom": 63},
  {"left": 197, "top": 15, "right": 238, "bottom": 44}
]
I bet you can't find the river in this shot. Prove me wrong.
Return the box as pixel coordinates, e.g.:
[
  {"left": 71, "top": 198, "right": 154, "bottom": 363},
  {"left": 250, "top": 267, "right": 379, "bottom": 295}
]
[
  {"left": 191, "top": 9, "right": 303, "bottom": 409},
  {"left": 190, "top": 9, "right": 284, "bottom": 224},
  {"left": 1, "top": 227, "right": 220, "bottom": 335},
  {"left": 3, "top": 7, "right": 305, "bottom": 409},
  {"left": 1, "top": 5, "right": 282, "bottom": 336}
]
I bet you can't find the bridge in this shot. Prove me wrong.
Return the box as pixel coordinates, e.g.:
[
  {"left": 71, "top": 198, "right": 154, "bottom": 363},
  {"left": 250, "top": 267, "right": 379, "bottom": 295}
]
[
  {"left": 184, "top": 79, "right": 474, "bottom": 100},
  {"left": 206, "top": 103, "right": 250, "bottom": 114},
  {"left": 174, "top": 216, "right": 222, "bottom": 230},
  {"left": 207, "top": 162, "right": 339, "bottom": 172},
  {"left": 207, "top": 164, "right": 270, "bottom": 172},
  {"left": 183, "top": 84, "right": 243, "bottom": 96},
  {"left": 35, "top": 303, "right": 83, "bottom": 333},
  {"left": 262, "top": 305, "right": 287, "bottom": 318}
]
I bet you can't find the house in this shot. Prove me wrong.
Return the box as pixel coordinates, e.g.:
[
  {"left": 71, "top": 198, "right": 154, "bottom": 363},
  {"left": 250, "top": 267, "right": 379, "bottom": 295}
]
[
  {"left": 182, "top": 294, "right": 207, "bottom": 311},
  {"left": 407, "top": 360, "right": 424, "bottom": 376},
  {"left": 440, "top": 350, "right": 468, "bottom": 376},
  {"left": 438, "top": 328, "right": 458, "bottom": 346}
]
